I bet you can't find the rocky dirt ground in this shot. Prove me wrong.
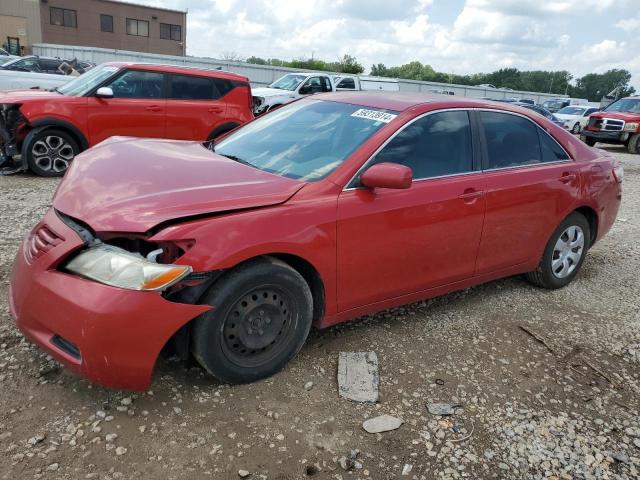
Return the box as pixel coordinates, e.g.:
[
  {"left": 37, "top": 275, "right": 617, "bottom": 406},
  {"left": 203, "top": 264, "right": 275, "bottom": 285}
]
[{"left": 0, "top": 146, "right": 639, "bottom": 480}]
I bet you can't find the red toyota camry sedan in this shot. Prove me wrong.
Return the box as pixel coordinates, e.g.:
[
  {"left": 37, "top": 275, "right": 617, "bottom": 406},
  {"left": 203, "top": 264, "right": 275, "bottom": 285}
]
[{"left": 10, "top": 92, "right": 622, "bottom": 390}]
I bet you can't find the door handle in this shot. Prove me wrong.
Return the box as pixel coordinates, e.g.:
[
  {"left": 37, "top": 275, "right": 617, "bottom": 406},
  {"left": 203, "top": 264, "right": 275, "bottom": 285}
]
[
  {"left": 458, "top": 188, "right": 484, "bottom": 204},
  {"left": 208, "top": 107, "right": 224, "bottom": 113},
  {"left": 558, "top": 172, "right": 577, "bottom": 183},
  {"left": 145, "top": 105, "right": 162, "bottom": 112}
]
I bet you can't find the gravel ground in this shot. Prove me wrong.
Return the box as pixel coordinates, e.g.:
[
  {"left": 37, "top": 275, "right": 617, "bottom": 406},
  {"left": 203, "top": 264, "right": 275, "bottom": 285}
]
[{"left": 0, "top": 146, "right": 638, "bottom": 480}]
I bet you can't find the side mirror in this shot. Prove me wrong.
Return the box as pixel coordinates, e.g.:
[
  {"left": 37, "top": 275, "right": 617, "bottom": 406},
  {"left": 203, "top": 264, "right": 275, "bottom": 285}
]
[
  {"left": 360, "top": 162, "right": 412, "bottom": 190},
  {"left": 95, "top": 86, "right": 114, "bottom": 99},
  {"left": 299, "top": 85, "right": 311, "bottom": 95}
]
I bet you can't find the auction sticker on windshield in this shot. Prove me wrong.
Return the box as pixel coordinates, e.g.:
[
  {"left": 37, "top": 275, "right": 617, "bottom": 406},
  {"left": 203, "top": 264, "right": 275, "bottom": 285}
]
[{"left": 351, "top": 109, "right": 397, "bottom": 123}]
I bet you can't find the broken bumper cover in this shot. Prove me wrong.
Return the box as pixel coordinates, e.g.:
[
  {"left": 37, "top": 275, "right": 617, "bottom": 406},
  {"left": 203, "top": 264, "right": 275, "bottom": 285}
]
[{"left": 9, "top": 209, "right": 210, "bottom": 391}]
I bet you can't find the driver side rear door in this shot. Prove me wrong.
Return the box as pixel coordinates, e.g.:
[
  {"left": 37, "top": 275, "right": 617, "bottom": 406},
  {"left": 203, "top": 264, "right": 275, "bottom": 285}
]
[{"left": 86, "top": 69, "right": 166, "bottom": 146}]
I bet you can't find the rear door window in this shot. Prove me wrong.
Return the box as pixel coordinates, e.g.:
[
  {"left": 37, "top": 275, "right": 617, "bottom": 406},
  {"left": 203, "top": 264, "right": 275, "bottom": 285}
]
[
  {"left": 169, "top": 74, "right": 219, "bottom": 100},
  {"left": 371, "top": 110, "right": 474, "bottom": 179},
  {"left": 480, "top": 111, "right": 570, "bottom": 168},
  {"left": 480, "top": 111, "right": 543, "bottom": 169}
]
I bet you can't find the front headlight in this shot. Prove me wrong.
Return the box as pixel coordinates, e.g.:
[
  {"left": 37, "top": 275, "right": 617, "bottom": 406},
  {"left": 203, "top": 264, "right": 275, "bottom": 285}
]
[
  {"left": 66, "top": 244, "right": 192, "bottom": 291},
  {"left": 623, "top": 122, "right": 639, "bottom": 132}
]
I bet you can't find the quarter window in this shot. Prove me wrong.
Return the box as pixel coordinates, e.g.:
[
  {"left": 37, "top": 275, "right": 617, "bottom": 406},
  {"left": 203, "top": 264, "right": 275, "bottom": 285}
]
[
  {"left": 100, "top": 14, "right": 114, "bottom": 33},
  {"left": 107, "top": 70, "right": 164, "bottom": 98},
  {"left": 50, "top": 7, "right": 77, "bottom": 28},
  {"left": 160, "top": 23, "right": 182, "bottom": 41},
  {"left": 126, "top": 18, "right": 149, "bottom": 37},
  {"left": 371, "top": 111, "right": 473, "bottom": 179},
  {"left": 539, "top": 130, "right": 570, "bottom": 163},
  {"left": 169, "top": 75, "right": 219, "bottom": 100}
]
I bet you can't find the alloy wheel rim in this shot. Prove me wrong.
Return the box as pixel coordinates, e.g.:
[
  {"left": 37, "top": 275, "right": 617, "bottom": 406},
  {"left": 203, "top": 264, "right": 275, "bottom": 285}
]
[
  {"left": 221, "top": 286, "right": 295, "bottom": 367},
  {"left": 32, "top": 136, "right": 75, "bottom": 173},
  {"left": 551, "top": 225, "right": 584, "bottom": 279}
]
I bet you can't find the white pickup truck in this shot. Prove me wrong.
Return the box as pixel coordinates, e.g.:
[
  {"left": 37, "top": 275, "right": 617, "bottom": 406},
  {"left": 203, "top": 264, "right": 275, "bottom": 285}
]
[{"left": 252, "top": 72, "right": 399, "bottom": 115}]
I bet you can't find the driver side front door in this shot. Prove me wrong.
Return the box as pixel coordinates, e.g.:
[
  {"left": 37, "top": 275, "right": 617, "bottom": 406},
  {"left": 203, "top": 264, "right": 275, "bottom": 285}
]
[
  {"left": 86, "top": 69, "right": 166, "bottom": 146},
  {"left": 336, "top": 110, "right": 486, "bottom": 313}
]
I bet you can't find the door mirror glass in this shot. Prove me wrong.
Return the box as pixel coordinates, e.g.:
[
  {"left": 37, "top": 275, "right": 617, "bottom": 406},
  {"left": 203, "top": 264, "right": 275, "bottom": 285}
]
[
  {"left": 95, "top": 86, "right": 114, "bottom": 98},
  {"left": 360, "top": 162, "right": 412, "bottom": 190}
]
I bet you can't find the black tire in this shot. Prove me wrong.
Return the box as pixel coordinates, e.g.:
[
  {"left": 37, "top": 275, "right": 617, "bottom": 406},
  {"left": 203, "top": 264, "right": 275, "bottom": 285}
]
[
  {"left": 525, "top": 212, "right": 591, "bottom": 289},
  {"left": 192, "top": 257, "right": 313, "bottom": 384},
  {"left": 627, "top": 133, "right": 640, "bottom": 154},
  {"left": 582, "top": 136, "right": 596, "bottom": 147},
  {"left": 571, "top": 123, "right": 581, "bottom": 134},
  {"left": 26, "top": 128, "right": 79, "bottom": 177}
]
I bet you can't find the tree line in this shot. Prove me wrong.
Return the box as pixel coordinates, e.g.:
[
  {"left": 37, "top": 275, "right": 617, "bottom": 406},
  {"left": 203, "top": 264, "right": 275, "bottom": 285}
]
[{"left": 243, "top": 55, "right": 635, "bottom": 102}]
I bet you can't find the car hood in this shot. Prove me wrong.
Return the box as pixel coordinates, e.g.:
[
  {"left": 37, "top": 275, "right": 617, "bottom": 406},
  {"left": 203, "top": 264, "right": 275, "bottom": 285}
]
[
  {"left": 554, "top": 113, "right": 581, "bottom": 121},
  {"left": 53, "top": 137, "right": 306, "bottom": 233},
  {"left": 591, "top": 111, "right": 639, "bottom": 121},
  {"left": 0, "top": 88, "right": 65, "bottom": 103},
  {"left": 252, "top": 87, "right": 295, "bottom": 98}
]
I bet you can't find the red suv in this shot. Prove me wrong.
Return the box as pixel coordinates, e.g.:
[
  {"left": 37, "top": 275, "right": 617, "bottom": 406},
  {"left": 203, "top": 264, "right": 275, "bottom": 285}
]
[{"left": 0, "top": 62, "right": 253, "bottom": 176}]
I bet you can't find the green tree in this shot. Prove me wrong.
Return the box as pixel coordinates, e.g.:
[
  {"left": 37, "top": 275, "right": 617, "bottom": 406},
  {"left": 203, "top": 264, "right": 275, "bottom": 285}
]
[{"left": 572, "top": 69, "right": 636, "bottom": 101}]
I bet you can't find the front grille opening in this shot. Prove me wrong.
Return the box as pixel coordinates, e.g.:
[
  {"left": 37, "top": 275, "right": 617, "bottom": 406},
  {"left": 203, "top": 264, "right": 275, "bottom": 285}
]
[{"left": 51, "top": 335, "right": 81, "bottom": 360}]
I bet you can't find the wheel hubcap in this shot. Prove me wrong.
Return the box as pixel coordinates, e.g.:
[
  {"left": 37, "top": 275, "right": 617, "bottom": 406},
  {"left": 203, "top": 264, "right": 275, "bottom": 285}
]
[
  {"left": 551, "top": 225, "right": 584, "bottom": 278},
  {"left": 222, "top": 287, "right": 293, "bottom": 365},
  {"left": 32, "top": 136, "right": 75, "bottom": 173}
]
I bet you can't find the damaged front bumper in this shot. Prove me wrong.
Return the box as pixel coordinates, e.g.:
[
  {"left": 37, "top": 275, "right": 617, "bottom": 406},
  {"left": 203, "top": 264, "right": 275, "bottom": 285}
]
[
  {"left": 0, "top": 104, "right": 27, "bottom": 174},
  {"left": 9, "top": 209, "right": 212, "bottom": 390}
]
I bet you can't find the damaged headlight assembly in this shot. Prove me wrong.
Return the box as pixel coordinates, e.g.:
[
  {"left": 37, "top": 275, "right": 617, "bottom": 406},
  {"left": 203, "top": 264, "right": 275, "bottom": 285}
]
[{"left": 66, "top": 244, "right": 192, "bottom": 291}]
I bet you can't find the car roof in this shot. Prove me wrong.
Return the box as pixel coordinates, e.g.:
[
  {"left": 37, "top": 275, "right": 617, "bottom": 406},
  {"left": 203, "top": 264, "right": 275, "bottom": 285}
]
[
  {"left": 313, "top": 91, "right": 546, "bottom": 113},
  {"left": 103, "top": 62, "right": 249, "bottom": 82}
]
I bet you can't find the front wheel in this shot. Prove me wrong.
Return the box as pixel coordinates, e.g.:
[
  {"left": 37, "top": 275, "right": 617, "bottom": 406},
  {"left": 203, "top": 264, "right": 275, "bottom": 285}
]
[
  {"left": 192, "top": 257, "right": 313, "bottom": 384},
  {"left": 571, "top": 123, "right": 581, "bottom": 134},
  {"left": 525, "top": 212, "right": 591, "bottom": 289},
  {"left": 627, "top": 133, "right": 640, "bottom": 154},
  {"left": 581, "top": 136, "right": 596, "bottom": 147},
  {"left": 25, "top": 128, "right": 79, "bottom": 177}
]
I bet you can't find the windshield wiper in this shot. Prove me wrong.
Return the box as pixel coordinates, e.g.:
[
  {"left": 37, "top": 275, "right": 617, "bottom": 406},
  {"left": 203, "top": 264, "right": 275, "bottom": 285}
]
[
  {"left": 218, "top": 153, "right": 254, "bottom": 167},
  {"left": 49, "top": 87, "right": 62, "bottom": 94}
]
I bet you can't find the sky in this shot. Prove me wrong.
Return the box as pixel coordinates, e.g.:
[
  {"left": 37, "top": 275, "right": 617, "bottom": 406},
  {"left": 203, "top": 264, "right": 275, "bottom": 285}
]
[{"left": 134, "top": 0, "right": 640, "bottom": 89}]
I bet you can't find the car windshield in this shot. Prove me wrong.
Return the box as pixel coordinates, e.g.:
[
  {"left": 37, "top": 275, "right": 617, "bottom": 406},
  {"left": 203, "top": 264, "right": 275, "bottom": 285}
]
[
  {"left": 57, "top": 64, "right": 120, "bottom": 96},
  {"left": 543, "top": 100, "right": 565, "bottom": 109},
  {"left": 557, "top": 107, "right": 585, "bottom": 115},
  {"left": 269, "top": 74, "right": 307, "bottom": 91},
  {"left": 604, "top": 98, "right": 640, "bottom": 114},
  {"left": 214, "top": 99, "right": 397, "bottom": 181}
]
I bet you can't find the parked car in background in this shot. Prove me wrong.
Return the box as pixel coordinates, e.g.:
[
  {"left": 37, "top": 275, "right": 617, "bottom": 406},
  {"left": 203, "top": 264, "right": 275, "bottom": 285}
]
[
  {"left": 1, "top": 55, "right": 93, "bottom": 75},
  {"left": 477, "top": 84, "right": 496, "bottom": 89},
  {"left": 553, "top": 105, "right": 600, "bottom": 134},
  {"left": 10, "top": 93, "right": 622, "bottom": 390},
  {"left": 427, "top": 89, "right": 455, "bottom": 95},
  {"left": 252, "top": 73, "right": 334, "bottom": 115},
  {"left": 333, "top": 75, "right": 399, "bottom": 92},
  {"left": 512, "top": 102, "right": 566, "bottom": 128},
  {"left": 0, "top": 56, "right": 95, "bottom": 92},
  {"left": 0, "top": 48, "right": 19, "bottom": 61},
  {"left": 0, "top": 62, "right": 253, "bottom": 176},
  {"left": 541, "top": 97, "right": 588, "bottom": 113},
  {"left": 582, "top": 95, "right": 640, "bottom": 153}
]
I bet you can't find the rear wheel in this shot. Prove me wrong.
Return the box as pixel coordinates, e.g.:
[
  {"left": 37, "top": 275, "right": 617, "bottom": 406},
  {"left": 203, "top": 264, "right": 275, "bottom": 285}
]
[
  {"left": 525, "top": 212, "right": 590, "bottom": 289},
  {"left": 571, "top": 122, "right": 581, "bottom": 134},
  {"left": 26, "top": 128, "right": 79, "bottom": 177},
  {"left": 627, "top": 133, "right": 640, "bottom": 154},
  {"left": 192, "top": 257, "right": 313, "bottom": 384}
]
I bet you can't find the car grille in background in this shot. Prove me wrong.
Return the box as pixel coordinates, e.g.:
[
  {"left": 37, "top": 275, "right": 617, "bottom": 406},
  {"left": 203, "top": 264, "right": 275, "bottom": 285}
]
[
  {"left": 25, "top": 224, "right": 64, "bottom": 263},
  {"left": 588, "top": 117, "right": 625, "bottom": 132}
]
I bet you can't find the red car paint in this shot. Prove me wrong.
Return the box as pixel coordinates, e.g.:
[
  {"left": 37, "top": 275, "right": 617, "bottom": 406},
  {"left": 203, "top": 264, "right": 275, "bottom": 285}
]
[
  {"left": 0, "top": 62, "right": 253, "bottom": 159},
  {"left": 10, "top": 93, "right": 622, "bottom": 390}
]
